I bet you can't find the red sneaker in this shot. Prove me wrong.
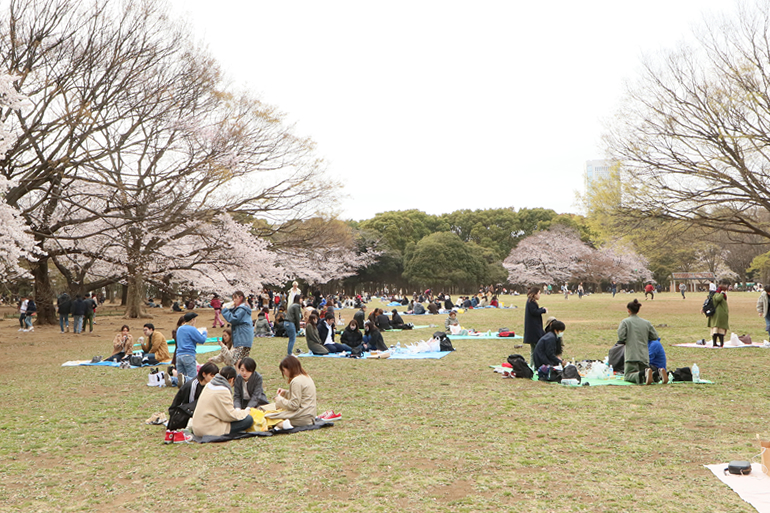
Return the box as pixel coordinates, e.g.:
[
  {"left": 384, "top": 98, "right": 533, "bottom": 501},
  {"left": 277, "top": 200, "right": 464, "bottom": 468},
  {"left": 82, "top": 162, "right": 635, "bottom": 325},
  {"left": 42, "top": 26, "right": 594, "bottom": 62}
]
[
  {"left": 172, "top": 431, "right": 193, "bottom": 443},
  {"left": 164, "top": 430, "right": 175, "bottom": 444},
  {"left": 322, "top": 411, "right": 342, "bottom": 421}
]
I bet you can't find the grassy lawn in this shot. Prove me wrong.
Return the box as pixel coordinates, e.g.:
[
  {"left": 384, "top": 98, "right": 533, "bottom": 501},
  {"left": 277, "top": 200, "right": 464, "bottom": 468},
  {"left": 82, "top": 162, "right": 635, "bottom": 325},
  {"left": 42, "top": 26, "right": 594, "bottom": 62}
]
[{"left": 0, "top": 291, "right": 767, "bottom": 512}]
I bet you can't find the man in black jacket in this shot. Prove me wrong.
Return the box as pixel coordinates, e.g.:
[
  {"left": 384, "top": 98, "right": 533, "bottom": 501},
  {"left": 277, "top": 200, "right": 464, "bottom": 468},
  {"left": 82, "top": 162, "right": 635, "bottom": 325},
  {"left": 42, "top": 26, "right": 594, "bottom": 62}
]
[
  {"left": 57, "top": 293, "right": 72, "bottom": 333},
  {"left": 71, "top": 295, "right": 87, "bottom": 334}
]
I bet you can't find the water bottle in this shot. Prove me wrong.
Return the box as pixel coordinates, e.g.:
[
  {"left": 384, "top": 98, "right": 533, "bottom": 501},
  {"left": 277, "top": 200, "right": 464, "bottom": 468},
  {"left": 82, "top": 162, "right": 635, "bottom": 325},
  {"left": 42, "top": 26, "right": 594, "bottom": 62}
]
[
  {"left": 396, "top": 342, "right": 401, "bottom": 354},
  {"left": 607, "top": 365, "right": 613, "bottom": 379},
  {"left": 692, "top": 363, "right": 700, "bottom": 383}
]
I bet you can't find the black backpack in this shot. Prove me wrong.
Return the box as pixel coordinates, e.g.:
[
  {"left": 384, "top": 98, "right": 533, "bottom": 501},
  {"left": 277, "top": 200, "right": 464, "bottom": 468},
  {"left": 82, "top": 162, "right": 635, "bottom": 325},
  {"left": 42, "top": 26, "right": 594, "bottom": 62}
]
[
  {"left": 434, "top": 331, "right": 454, "bottom": 352},
  {"left": 672, "top": 367, "right": 693, "bottom": 382},
  {"left": 507, "top": 354, "right": 533, "bottom": 379},
  {"left": 702, "top": 294, "right": 716, "bottom": 317},
  {"left": 562, "top": 364, "right": 581, "bottom": 383},
  {"left": 167, "top": 401, "right": 196, "bottom": 431}
]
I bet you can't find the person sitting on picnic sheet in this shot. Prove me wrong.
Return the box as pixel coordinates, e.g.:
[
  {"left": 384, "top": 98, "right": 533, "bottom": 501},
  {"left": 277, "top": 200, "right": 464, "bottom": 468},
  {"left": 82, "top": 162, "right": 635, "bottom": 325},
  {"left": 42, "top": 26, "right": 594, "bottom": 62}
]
[
  {"left": 353, "top": 305, "right": 367, "bottom": 332},
  {"left": 363, "top": 320, "right": 388, "bottom": 352},
  {"left": 105, "top": 325, "right": 134, "bottom": 362},
  {"left": 445, "top": 311, "right": 459, "bottom": 332},
  {"left": 427, "top": 301, "right": 439, "bottom": 315},
  {"left": 413, "top": 302, "right": 426, "bottom": 315},
  {"left": 140, "top": 323, "right": 170, "bottom": 365},
  {"left": 318, "top": 311, "right": 352, "bottom": 353},
  {"left": 648, "top": 338, "right": 668, "bottom": 384},
  {"left": 190, "top": 366, "right": 253, "bottom": 437},
  {"left": 490, "top": 296, "right": 499, "bottom": 308},
  {"left": 304, "top": 312, "right": 329, "bottom": 355},
  {"left": 265, "top": 356, "right": 317, "bottom": 427},
  {"left": 167, "top": 362, "right": 219, "bottom": 430},
  {"left": 618, "top": 299, "right": 659, "bottom": 385},
  {"left": 390, "top": 309, "right": 407, "bottom": 329},
  {"left": 254, "top": 311, "right": 272, "bottom": 337},
  {"left": 375, "top": 309, "right": 391, "bottom": 331},
  {"left": 233, "top": 357, "right": 269, "bottom": 409},
  {"left": 340, "top": 320, "right": 363, "bottom": 349},
  {"left": 533, "top": 320, "right": 566, "bottom": 369},
  {"left": 443, "top": 295, "right": 454, "bottom": 310},
  {"left": 208, "top": 328, "right": 236, "bottom": 367},
  {"left": 172, "top": 301, "right": 183, "bottom": 312}
]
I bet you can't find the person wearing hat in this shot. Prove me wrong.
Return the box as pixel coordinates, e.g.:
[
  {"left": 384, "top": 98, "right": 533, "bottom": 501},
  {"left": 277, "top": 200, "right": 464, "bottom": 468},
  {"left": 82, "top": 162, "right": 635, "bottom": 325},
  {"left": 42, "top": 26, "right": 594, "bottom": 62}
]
[
  {"left": 524, "top": 287, "right": 548, "bottom": 367},
  {"left": 175, "top": 312, "right": 207, "bottom": 380}
]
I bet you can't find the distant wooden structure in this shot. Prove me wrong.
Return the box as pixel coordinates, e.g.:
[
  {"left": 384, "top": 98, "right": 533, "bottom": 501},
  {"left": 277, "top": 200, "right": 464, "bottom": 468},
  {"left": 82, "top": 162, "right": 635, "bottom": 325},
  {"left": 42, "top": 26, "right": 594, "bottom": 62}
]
[{"left": 669, "top": 272, "right": 715, "bottom": 293}]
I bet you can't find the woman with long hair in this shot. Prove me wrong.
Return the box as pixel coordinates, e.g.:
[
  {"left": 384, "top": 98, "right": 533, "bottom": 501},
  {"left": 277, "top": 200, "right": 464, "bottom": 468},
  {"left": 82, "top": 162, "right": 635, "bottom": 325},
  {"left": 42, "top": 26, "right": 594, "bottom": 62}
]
[
  {"left": 265, "top": 356, "right": 317, "bottom": 427},
  {"left": 304, "top": 312, "right": 329, "bottom": 355},
  {"left": 523, "top": 287, "right": 547, "bottom": 366}
]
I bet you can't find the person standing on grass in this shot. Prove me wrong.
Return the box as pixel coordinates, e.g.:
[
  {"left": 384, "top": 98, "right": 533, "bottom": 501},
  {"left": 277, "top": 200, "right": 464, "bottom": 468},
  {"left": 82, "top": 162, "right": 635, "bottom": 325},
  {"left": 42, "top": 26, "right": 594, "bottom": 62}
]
[
  {"left": 708, "top": 282, "right": 730, "bottom": 347},
  {"left": 175, "top": 312, "right": 207, "bottom": 380},
  {"left": 618, "top": 299, "right": 659, "bottom": 385},
  {"left": 524, "top": 287, "right": 547, "bottom": 367},
  {"left": 210, "top": 294, "right": 225, "bottom": 328},
  {"left": 83, "top": 293, "right": 97, "bottom": 333},
  {"left": 562, "top": 283, "right": 569, "bottom": 300},
  {"left": 577, "top": 283, "right": 584, "bottom": 299},
  {"left": 679, "top": 282, "right": 686, "bottom": 299},
  {"left": 17, "top": 296, "right": 27, "bottom": 331},
  {"left": 57, "top": 292, "right": 72, "bottom": 333},
  {"left": 71, "top": 295, "right": 86, "bottom": 334},
  {"left": 221, "top": 290, "right": 253, "bottom": 364},
  {"left": 611, "top": 281, "right": 617, "bottom": 298},
  {"left": 757, "top": 284, "right": 770, "bottom": 339},
  {"left": 284, "top": 295, "right": 303, "bottom": 356}
]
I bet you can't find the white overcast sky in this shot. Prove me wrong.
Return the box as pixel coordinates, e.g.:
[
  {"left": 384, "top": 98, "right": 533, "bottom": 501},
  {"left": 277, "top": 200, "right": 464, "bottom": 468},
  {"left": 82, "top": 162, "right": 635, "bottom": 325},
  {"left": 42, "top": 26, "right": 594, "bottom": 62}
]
[{"left": 169, "top": 0, "right": 730, "bottom": 222}]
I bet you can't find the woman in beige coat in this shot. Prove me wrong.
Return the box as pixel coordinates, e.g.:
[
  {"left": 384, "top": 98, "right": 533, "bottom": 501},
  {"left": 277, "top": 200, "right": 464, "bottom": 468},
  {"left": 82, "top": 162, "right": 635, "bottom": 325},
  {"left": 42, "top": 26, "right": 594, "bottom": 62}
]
[
  {"left": 190, "top": 366, "right": 253, "bottom": 436},
  {"left": 267, "top": 356, "right": 317, "bottom": 427}
]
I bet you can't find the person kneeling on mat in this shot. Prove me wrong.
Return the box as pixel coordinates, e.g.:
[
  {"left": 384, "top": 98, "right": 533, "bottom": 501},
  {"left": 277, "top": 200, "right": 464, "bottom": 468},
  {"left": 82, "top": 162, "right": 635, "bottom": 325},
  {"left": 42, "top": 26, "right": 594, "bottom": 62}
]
[{"left": 190, "top": 366, "right": 253, "bottom": 437}]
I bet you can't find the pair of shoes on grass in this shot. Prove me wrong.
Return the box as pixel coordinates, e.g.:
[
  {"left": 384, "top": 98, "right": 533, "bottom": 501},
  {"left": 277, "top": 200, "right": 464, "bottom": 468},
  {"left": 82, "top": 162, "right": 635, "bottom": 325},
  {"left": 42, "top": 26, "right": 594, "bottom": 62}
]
[{"left": 319, "top": 410, "right": 341, "bottom": 421}]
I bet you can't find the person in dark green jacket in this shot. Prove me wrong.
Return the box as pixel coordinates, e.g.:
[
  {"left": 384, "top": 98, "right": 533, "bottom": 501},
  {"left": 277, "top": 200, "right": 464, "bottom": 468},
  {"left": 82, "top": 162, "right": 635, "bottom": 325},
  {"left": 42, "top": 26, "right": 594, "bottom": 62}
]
[
  {"left": 707, "top": 285, "right": 729, "bottom": 347},
  {"left": 618, "top": 299, "right": 659, "bottom": 385},
  {"left": 284, "top": 295, "right": 303, "bottom": 356}
]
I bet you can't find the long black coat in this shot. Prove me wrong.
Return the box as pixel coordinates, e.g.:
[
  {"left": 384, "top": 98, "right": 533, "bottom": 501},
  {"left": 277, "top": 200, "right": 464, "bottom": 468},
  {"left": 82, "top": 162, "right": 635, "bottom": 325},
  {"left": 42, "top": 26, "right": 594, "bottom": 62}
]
[{"left": 523, "top": 299, "right": 546, "bottom": 347}]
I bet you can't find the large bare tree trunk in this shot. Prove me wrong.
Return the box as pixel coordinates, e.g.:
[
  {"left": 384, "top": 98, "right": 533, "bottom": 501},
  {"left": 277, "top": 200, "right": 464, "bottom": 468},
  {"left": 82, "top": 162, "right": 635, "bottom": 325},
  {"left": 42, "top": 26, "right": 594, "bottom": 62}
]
[
  {"left": 125, "top": 273, "right": 151, "bottom": 319},
  {"left": 32, "top": 256, "right": 56, "bottom": 325}
]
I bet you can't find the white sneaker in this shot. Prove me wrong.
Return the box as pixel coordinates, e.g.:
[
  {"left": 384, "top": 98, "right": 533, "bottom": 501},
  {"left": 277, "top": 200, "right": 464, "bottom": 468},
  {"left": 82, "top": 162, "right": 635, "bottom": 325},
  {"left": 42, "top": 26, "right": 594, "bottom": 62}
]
[{"left": 22, "top": 329, "right": 29, "bottom": 332}]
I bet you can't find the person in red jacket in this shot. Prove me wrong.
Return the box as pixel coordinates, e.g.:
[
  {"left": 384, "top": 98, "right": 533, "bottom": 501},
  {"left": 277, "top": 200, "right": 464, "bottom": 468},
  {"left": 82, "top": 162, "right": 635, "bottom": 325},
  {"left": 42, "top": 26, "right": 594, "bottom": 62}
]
[
  {"left": 211, "top": 294, "right": 224, "bottom": 328},
  {"left": 644, "top": 283, "right": 655, "bottom": 300}
]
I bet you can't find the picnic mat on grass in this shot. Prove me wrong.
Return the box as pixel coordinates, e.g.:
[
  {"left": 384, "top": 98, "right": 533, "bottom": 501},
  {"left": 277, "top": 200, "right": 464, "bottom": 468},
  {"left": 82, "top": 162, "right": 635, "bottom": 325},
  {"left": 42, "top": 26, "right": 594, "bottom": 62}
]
[
  {"left": 452, "top": 334, "right": 523, "bottom": 340},
  {"left": 192, "top": 421, "right": 334, "bottom": 443},
  {"left": 384, "top": 325, "right": 431, "bottom": 331},
  {"left": 62, "top": 360, "right": 170, "bottom": 368},
  {"left": 705, "top": 463, "right": 770, "bottom": 513},
  {"left": 489, "top": 365, "right": 714, "bottom": 386},
  {"left": 673, "top": 341, "right": 764, "bottom": 348},
  {"left": 299, "top": 351, "right": 452, "bottom": 360}
]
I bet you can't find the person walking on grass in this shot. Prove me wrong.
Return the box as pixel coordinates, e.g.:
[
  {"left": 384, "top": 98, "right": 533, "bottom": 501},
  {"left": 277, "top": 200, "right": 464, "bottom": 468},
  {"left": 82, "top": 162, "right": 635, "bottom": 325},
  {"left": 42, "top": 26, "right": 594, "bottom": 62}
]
[
  {"left": 17, "top": 296, "right": 28, "bottom": 331},
  {"left": 618, "top": 299, "right": 659, "bottom": 385},
  {"left": 679, "top": 282, "right": 686, "bottom": 299}
]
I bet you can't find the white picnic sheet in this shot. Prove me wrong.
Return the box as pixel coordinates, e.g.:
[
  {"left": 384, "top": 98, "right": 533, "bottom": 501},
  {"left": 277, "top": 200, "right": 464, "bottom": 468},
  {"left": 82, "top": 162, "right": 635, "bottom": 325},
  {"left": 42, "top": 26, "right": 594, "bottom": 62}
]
[{"left": 705, "top": 463, "right": 770, "bottom": 512}]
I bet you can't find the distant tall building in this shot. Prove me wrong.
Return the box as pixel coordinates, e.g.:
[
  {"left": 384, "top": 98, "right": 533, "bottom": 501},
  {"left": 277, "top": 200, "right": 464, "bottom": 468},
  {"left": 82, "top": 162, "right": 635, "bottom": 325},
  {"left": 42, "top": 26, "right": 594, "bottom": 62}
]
[{"left": 585, "top": 160, "right": 611, "bottom": 187}]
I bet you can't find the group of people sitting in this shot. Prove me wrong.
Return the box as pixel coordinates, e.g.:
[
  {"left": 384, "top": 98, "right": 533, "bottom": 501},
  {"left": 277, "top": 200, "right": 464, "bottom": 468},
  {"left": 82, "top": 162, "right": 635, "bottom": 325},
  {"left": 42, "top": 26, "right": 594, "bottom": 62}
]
[
  {"left": 524, "top": 286, "right": 670, "bottom": 385},
  {"left": 105, "top": 323, "right": 171, "bottom": 365},
  {"left": 168, "top": 355, "right": 317, "bottom": 437}
]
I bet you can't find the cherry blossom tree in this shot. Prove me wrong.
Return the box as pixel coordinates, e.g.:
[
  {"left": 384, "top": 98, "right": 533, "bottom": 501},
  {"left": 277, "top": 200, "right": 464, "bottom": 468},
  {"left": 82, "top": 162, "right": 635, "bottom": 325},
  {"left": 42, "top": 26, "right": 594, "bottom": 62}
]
[
  {"left": 0, "top": 74, "right": 38, "bottom": 281},
  {"left": 0, "top": 0, "right": 332, "bottom": 320},
  {"left": 504, "top": 226, "right": 592, "bottom": 286}
]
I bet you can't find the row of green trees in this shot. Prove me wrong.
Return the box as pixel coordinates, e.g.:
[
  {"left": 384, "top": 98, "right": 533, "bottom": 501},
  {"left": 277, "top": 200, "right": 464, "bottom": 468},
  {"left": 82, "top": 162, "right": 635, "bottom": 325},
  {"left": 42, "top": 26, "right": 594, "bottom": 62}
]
[{"left": 342, "top": 208, "right": 592, "bottom": 292}]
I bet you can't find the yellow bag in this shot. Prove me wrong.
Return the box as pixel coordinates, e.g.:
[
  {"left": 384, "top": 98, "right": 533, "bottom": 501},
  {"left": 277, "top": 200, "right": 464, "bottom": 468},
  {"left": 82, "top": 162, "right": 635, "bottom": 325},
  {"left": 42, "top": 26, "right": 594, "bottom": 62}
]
[{"left": 247, "top": 408, "right": 269, "bottom": 432}]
